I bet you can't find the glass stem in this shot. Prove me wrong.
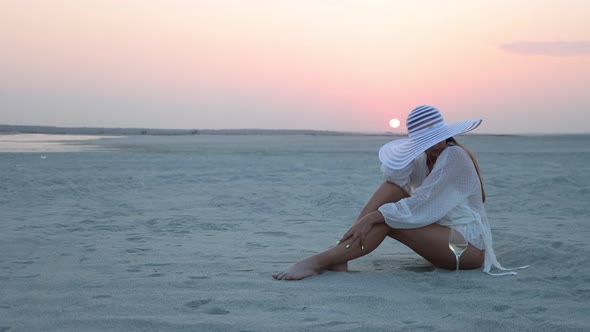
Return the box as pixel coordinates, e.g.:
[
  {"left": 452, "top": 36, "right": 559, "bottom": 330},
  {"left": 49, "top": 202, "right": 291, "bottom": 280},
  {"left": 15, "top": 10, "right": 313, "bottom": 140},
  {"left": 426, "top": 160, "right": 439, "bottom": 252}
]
[{"left": 455, "top": 255, "right": 460, "bottom": 276}]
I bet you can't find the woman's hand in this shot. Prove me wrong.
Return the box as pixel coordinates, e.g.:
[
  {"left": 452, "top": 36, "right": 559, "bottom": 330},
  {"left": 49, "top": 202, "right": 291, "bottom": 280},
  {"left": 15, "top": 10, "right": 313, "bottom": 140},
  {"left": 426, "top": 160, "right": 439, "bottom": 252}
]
[{"left": 339, "top": 211, "right": 385, "bottom": 250}]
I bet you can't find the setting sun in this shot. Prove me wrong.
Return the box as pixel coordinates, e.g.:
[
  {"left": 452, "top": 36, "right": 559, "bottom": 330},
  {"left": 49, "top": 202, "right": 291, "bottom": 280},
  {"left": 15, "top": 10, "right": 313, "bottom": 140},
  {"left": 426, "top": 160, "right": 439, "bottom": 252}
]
[{"left": 389, "top": 118, "right": 401, "bottom": 129}]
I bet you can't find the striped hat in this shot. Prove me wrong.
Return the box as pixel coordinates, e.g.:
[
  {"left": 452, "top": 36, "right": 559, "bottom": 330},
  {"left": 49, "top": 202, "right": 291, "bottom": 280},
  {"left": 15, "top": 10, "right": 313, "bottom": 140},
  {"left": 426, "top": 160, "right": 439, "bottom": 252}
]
[{"left": 379, "top": 105, "right": 482, "bottom": 170}]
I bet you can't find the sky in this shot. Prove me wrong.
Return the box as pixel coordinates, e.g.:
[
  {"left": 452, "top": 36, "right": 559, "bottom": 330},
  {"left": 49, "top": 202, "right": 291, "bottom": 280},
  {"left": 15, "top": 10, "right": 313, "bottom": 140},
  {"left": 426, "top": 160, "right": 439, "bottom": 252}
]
[{"left": 1, "top": 0, "right": 589, "bottom": 134}]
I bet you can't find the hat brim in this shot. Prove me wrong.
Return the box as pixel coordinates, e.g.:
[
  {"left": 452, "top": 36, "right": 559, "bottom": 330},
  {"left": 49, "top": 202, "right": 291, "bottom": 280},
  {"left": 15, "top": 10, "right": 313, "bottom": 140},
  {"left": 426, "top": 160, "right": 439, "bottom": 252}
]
[{"left": 379, "top": 119, "right": 482, "bottom": 170}]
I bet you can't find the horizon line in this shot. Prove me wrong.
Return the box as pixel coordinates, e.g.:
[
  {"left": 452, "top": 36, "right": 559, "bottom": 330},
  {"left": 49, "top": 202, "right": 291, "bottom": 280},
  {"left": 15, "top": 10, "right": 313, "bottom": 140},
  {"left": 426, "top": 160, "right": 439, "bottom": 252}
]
[{"left": 0, "top": 123, "right": 588, "bottom": 137}]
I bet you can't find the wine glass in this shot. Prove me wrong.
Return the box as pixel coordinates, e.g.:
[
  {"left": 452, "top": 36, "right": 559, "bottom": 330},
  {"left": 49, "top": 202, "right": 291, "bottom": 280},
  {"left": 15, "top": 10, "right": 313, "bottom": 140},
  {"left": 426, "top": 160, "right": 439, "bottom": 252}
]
[{"left": 448, "top": 228, "right": 468, "bottom": 276}]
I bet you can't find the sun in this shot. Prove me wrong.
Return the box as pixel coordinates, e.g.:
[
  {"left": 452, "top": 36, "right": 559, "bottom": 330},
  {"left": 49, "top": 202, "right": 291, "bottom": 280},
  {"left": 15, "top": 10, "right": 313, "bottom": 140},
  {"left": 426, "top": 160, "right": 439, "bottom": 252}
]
[{"left": 389, "top": 118, "right": 401, "bottom": 129}]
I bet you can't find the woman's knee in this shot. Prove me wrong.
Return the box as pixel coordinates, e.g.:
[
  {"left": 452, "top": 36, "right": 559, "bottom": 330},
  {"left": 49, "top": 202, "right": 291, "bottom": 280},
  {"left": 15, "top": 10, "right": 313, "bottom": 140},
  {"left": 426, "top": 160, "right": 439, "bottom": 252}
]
[
  {"left": 459, "top": 246, "right": 484, "bottom": 269},
  {"left": 381, "top": 181, "right": 409, "bottom": 199}
]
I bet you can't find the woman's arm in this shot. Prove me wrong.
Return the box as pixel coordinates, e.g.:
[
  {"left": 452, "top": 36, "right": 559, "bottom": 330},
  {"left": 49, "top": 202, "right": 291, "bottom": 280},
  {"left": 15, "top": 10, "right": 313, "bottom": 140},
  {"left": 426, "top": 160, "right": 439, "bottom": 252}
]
[{"left": 354, "top": 181, "right": 409, "bottom": 223}]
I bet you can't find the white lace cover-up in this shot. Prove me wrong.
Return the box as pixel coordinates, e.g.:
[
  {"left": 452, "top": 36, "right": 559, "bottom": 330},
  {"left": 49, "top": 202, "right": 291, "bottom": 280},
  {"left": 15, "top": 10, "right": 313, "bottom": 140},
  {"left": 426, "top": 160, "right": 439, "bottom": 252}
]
[{"left": 377, "top": 145, "right": 527, "bottom": 275}]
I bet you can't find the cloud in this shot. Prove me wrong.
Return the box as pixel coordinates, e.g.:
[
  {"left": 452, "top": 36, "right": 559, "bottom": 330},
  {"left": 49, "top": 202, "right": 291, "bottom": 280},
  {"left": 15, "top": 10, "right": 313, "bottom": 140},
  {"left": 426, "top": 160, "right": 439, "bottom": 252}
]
[{"left": 500, "top": 40, "right": 590, "bottom": 57}]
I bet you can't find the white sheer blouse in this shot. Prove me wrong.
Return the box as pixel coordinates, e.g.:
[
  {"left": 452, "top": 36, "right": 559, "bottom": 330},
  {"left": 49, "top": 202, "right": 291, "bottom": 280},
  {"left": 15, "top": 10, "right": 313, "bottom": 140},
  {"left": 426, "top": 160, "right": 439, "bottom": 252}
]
[{"left": 378, "top": 145, "right": 527, "bottom": 275}]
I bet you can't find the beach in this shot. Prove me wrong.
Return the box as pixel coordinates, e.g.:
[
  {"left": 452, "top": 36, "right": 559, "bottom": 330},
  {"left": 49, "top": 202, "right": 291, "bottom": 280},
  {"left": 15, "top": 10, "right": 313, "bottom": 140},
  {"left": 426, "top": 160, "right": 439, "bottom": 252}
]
[{"left": 1, "top": 133, "right": 589, "bottom": 331}]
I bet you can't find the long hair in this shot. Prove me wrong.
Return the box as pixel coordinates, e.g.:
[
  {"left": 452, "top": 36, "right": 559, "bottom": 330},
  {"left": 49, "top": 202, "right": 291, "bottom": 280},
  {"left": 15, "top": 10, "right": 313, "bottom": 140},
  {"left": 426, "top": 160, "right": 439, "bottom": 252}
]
[{"left": 446, "top": 137, "right": 486, "bottom": 203}]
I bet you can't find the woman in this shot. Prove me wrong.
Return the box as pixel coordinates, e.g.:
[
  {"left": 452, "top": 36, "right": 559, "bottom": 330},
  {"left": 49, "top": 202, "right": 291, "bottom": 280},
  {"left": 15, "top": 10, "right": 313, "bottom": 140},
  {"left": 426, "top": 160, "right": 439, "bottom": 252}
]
[{"left": 272, "top": 105, "right": 526, "bottom": 280}]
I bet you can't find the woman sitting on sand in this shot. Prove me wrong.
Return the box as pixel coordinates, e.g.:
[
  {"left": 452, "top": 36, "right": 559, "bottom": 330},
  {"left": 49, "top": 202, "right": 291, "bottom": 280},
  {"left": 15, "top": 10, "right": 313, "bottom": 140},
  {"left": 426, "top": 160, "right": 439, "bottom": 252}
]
[{"left": 273, "top": 105, "right": 526, "bottom": 280}]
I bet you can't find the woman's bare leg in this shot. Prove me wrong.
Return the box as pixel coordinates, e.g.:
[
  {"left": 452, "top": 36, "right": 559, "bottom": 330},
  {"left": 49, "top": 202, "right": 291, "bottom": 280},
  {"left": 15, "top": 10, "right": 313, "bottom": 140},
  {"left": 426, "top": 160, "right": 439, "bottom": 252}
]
[
  {"left": 272, "top": 223, "right": 393, "bottom": 280},
  {"left": 272, "top": 182, "right": 484, "bottom": 280},
  {"left": 389, "top": 224, "right": 484, "bottom": 270},
  {"left": 326, "top": 182, "right": 409, "bottom": 272},
  {"left": 271, "top": 223, "right": 484, "bottom": 280}
]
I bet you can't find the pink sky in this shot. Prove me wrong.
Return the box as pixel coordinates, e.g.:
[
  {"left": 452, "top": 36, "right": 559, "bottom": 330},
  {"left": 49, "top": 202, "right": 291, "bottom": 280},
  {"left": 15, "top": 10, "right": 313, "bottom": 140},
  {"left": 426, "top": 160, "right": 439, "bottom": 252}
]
[{"left": 1, "top": 0, "right": 589, "bottom": 133}]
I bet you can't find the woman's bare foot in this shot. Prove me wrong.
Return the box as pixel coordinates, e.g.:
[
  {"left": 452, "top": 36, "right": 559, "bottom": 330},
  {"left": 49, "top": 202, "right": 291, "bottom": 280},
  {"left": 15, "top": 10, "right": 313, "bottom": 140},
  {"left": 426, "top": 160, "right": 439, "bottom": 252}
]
[{"left": 272, "top": 257, "right": 322, "bottom": 280}]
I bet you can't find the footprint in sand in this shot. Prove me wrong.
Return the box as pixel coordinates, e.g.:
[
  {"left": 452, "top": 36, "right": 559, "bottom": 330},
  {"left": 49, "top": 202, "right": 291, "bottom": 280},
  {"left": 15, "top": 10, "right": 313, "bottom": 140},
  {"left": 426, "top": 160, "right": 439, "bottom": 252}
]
[
  {"left": 183, "top": 300, "right": 229, "bottom": 314},
  {"left": 253, "top": 231, "right": 289, "bottom": 236},
  {"left": 148, "top": 273, "right": 165, "bottom": 277},
  {"left": 184, "top": 299, "right": 213, "bottom": 309},
  {"left": 125, "top": 236, "right": 147, "bottom": 243},
  {"left": 126, "top": 248, "right": 151, "bottom": 254},
  {"left": 91, "top": 295, "right": 112, "bottom": 299},
  {"left": 402, "top": 266, "right": 436, "bottom": 273},
  {"left": 183, "top": 276, "right": 210, "bottom": 286},
  {"left": 493, "top": 304, "right": 512, "bottom": 312},
  {"left": 206, "top": 307, "right": 230, "bottom": 315},
  {"left": 246, "top": 242, "right": 268, "bottom": 249}
]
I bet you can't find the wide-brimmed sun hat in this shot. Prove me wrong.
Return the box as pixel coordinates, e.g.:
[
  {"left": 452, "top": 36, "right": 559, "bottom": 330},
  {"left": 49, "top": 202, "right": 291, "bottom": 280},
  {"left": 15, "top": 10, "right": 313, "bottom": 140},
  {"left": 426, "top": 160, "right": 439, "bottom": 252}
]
[{"left": 379, "top": 105, "right": 482, "bottom": 170}]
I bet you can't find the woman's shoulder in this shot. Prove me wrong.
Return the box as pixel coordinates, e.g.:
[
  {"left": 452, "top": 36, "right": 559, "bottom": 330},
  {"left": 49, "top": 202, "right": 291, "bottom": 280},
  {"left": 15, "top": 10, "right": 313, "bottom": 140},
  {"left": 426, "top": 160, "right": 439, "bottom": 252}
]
[
  {"left": 444, "top": 144, "right": 471, "bottom": 158},
  {"left": 441, "top": 145, "right": 475, "bottom": 167}
]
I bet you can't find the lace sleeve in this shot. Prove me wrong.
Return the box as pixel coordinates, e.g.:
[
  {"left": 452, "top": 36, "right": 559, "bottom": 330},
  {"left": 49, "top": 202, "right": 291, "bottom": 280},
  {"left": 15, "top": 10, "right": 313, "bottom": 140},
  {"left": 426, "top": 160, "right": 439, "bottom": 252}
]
[{"left": 378, "top": 146, "right": 480, "bottom": 229}]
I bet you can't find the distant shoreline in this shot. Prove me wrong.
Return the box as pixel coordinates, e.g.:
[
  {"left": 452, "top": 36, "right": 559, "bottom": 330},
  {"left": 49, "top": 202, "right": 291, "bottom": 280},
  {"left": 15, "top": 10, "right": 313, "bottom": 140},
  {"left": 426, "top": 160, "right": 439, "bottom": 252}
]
[
  {"left": 1, "top": 124, "right": 583, "bottom": 137},
  {"left": 0, "top": 124, "right": 394, "bottom": 137}
]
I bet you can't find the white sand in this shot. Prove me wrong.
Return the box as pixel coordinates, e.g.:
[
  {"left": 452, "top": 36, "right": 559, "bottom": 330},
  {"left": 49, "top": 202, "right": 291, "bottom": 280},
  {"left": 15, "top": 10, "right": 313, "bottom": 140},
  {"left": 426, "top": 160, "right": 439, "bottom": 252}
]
[{"left": 0, "top": 134, "right": 589, "bottom": 331}]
